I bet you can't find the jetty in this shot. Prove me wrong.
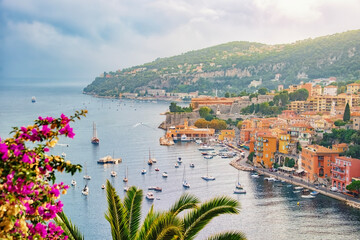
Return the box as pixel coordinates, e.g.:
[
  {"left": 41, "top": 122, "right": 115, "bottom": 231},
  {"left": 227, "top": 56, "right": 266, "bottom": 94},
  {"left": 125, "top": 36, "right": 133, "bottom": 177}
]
[
  {"left": 159, "top": 136, "right": 174, "bottom": 146},
  {"left": 97, "top": 155, "right": 122, "bottom": 164}
]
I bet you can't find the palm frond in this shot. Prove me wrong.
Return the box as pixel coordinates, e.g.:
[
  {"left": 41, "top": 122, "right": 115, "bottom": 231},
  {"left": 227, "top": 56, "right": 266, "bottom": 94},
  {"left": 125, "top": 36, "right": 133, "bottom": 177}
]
[
  {"left": 142, "top": 212, "right": 184, "bottom": 240},
  {"left": 135, "top": 206, "right": 159, "bottom": 240},
  {"left": 105, "top": 180, "right": 130, "bottom": 240},
  {"left": 169, "top": 193, "right": 199, "bottom": 216},
  {"left": 54, "top": 211, "right": 84, "bottom": 240},
  {"left": 123, "top": 186, "right": 143, "bottom": 240},
  {"left": 205, "top": 231, "right": 247, "bottom": 240},
  {"left": 183, "top": 196, "right": 240, "bottom": 240}
]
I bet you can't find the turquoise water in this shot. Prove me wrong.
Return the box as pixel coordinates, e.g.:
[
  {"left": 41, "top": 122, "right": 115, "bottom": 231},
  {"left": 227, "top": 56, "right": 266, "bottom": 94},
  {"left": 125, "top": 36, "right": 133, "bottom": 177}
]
[{"left": 1, "top": 81, "right": 360, "bottom": 240}]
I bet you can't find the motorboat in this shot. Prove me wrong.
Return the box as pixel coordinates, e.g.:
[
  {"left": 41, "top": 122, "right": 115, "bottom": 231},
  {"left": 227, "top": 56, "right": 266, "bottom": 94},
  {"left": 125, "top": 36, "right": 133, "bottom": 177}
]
[
  {"left": 155, "top": 168, "right": 160, "bottom": 171},
  {"left": 71, "top": 179, "right": 76, "bottom": 186},
  {"left": 198, "top": 145, "right": 215, "bottom": 151},
  {"left": 175, "top": 163, "right": 179, "bottom": 168},
  {"left": 293, "top": 190, "right": 301, "bottom": 193},
  {"left": 141, "top": 169, "right": 147, "bottom": 174},
  {"left": 204, "top": 155, "right": 213, "bottom": 159},
  {"left": 294, "top": 186, "right": 304, "bottom": 190},
  {"left": 310, "top": 191, "right": 319, "bottom": 196},
  {"left": 124, "top": 186, "right": 129, "bottom": 192},
  {"left": 162, "top": 172, "right": 168, "bottom": 178},
  {"left": 201, "top": 175, "right": 216, "bottom": 181},
  {"left": 180, "top": 134, "right": 191, "bottom": 142},
  {"left": 61, "top": 152, "right": 66, "bottom": 158},
  {"left": 154, "top": 186, "right": 162, "bottom": 192},
  {"left": 31, "top": 96, "right": 36, "bottom": 103},
  {"left": 83, "top": 175, "right": 91, "bottom": 180},
  {"left": 146, "top": 192, "right": 155, "bottom": 200},
  {"left": 183, "top": 180, "right": 190, "bottom": 188},
  {"left": 81, "top": 185, "right": 89, "bottom": 196},
  {"left": 264, "top": 177, "right": 276, "bottom": 181},
  {"left": 233, "top": 188, "right": 246, "bottom": 194},
  {"left": 111, "top": 171, "right": 117, "bottom": 177},
  {"left": 251, "top": 173, "right": 259, "bottom": 178},
  {"left": 177, "top": 157, "right": 182, "bottom": 163},
  {"left": 101, "top": 184, "right": 105, "bottom": 189},
  {"left": 195, "top": 139, "right": 202, "bottom": 144},
  {"left": 189, "top": 163, "right": 195, "bottom": 168},
  {"left": 301, "top": 189, "right": 315, "bottom": 198}
]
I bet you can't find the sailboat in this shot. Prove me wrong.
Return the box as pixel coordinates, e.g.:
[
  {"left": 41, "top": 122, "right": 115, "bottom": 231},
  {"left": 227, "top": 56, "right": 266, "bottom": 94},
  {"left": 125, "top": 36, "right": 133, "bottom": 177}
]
[
  {"left": 83, "top": 163, "right": 91, "bottom": 180},
  {"left": 82, "top": 185, "right": 89, "bottom": 196},
  {"left": 233, "top": 170, "right": 246, "bottom": 194},
  {"left": 91, "top": 122, "right": 100, "bottom": 144},
  {"left": 31, "top": 96, "right": 36, "bottom": 103},
  {"left": 71, "top": 179, "right": 77, "bottom": 186},
  {"left": 123, "top": 166, "right": 128, "bottom": 182},
  {"left": 182, "top": 165, "right": 190, "bottom": 188},
  {"left": 148, "top": 149, "right": 153, "bottom": 165},
  {"left": 201, "top": 158, "right": 215, "bottom": 181}
]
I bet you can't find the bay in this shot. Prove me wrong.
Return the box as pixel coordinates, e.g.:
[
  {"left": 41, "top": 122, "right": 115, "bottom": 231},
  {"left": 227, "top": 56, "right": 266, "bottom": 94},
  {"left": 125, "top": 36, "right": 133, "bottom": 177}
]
[{"left": 1, "top": 80, "right": 360, "bottom": 240}]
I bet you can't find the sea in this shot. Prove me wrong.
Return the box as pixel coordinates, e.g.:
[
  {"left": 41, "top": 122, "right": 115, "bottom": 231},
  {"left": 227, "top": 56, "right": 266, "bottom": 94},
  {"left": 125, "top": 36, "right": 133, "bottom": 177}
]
[{"left": 1, "top": 80, "right": 360, "bottom": 240}]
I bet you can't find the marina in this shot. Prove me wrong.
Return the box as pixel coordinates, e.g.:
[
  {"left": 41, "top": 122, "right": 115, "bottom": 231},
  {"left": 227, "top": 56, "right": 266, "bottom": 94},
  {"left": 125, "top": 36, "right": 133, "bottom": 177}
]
[{"left": 1, "top": 83, "right": 360, "bottom": 240}]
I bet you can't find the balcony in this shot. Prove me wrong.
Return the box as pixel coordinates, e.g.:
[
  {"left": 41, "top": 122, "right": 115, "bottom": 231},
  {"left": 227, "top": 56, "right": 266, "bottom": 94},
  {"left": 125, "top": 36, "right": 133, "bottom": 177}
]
[
  {"left": 332, "top": 175, "right": 345, "bottom": 181},
  {"left": 332, "top": 168, "right": 345, "bottom": 174}
]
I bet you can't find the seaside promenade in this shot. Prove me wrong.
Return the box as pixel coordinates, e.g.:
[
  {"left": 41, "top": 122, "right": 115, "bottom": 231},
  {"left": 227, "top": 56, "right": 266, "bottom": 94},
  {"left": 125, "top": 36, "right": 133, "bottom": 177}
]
[{"left": 227, "top": 144, "right": 360, "bottom": 209}]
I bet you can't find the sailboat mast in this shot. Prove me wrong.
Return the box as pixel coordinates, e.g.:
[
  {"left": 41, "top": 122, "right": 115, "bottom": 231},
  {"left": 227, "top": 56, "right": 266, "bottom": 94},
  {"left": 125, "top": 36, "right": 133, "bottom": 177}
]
[{"left": 93, "top": 122, "right": 97, "bottom": 138}]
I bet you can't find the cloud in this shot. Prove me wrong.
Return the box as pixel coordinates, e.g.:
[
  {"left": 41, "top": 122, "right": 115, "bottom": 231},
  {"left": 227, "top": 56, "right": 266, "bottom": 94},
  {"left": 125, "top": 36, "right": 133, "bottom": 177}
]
[{"left": 1, "top": 0, "right": 360, "bottom": 81}]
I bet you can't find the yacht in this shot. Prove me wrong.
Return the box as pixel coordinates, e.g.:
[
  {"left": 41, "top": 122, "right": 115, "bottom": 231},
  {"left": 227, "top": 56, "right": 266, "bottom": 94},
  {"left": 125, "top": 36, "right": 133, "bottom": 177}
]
[
  {"left": 189, "top": 163, "right": 195, "bottom": 168},
  {"left": 91, "top": 122, "right": 100, "bottom": 145},
  {"left": 175, "top": 163, "right": 179, "bottom": 168},
  {"left": 183, "top": 180, "right": 190, "bottom": 188},
  {"left": 154, "top": 167, "right": 160, "bottom": 171},
  {"left": 71, "top": 179, "right": 76, "bottom": 186},
  {"left": 146, "top": 192, "right": 155, "bottom": 200},
  {"left": 101, "top": 184, "right": 105, "bottom": 189},
  {"left": 162, "top": 171, "right": 168, "bottom": 178},
  {"left": 201, "top": 157, "right": 215, "bottom": 181},
  {"left": 251, "top": 173, "right": 259, "bottom": 178},
  {"left": 177, "top": 157, "right": 182, "bottom": 163},
  {"left": 141, "top": 169, "right": 147, "bottom": 174},
  {"left": 31, "top": 96, "right": 36, "bottom": 103},
  {"left": 81, "top": 185, "right": 89, "bottom": 196},
  {"left": 198, "top": 145, "right": 215, "bottom": 151},
  {"left": 110, "top": 171, "right": 117, "bottom": 177},
  {"left": 233, "top": 187, "right": 246, "bottom": 194},
  {"left": 148, "top": 186, "right": 162, "bottom": 192}
]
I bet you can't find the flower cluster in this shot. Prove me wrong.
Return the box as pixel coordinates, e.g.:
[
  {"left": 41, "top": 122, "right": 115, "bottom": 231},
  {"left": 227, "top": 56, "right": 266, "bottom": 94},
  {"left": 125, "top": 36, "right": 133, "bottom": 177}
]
[{"left": 0, "top": 110, "right": 86, "bottom": 239}]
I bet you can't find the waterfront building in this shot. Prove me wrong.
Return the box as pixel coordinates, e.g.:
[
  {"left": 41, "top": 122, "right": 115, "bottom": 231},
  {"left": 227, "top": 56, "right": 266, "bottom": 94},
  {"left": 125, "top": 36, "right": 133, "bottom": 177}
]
[
  {"left": 301, "top": 145, "right": 340, "bottom": 182},
  {"left": 331, "top": 156, "right": 360, "bottom": 191},
  {"left": 165, "top": 120, "right": 215, "bottom": 141},
  {"left": 254, "top": 131, "right": 277, "bottom": 168},
  {"left": 218, "top": 129, "right": 235, "bottom": 142},
  {"left": 240, "top": 128, "right": 252, "bottom": 143},
  {"left": 147, "top": 89, "right": 166, "bottom": 96},
  {"left": 346, "top": 83, "right": 360, "bottom": 94},
  {"left": 278, "top": 132, "right": 291, "bottom": 154},
  {"left": 323, "top": 85, "right": 337, "bottom": 96}
]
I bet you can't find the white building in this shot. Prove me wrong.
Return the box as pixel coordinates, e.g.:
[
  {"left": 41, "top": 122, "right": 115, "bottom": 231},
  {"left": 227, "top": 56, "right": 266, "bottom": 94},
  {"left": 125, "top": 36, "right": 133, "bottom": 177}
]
[{"left": 323, "top": 85, "right": 337, "bottom": 96}]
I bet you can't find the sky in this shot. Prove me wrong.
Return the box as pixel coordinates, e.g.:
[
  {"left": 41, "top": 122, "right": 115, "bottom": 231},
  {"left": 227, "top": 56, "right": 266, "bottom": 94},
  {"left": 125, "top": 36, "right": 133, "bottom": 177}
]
[{"left": 1, "top": 0, "right": 360, "bottom": 84}]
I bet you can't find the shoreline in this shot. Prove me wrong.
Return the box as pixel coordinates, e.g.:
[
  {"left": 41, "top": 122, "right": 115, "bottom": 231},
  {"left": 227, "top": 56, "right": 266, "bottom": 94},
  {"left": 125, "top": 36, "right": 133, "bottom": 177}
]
[{"left": 227, "top": 145, "right": 360, "bottom": 210}]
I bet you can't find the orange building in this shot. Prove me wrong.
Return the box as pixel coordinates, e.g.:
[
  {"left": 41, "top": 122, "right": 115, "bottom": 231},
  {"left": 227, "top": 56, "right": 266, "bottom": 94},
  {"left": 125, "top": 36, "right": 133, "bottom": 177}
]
[
  {"left": 332, "top": 156, "right": 360, "bottom": 191},
  {"left": 301, "top": 145, "right": 339, "bottom": 182},
  {"left": 346, "top": 83, "right": 360, "bottom": 94},
  {"left": 254, "top": 131, "right": 277, "bottom": 168},
  {"left": 166, "top": 120, "right": 215, "bottom": 141},
  {"left": 190, "top": 97, "right": 235, "bottom": 109},
  {"left": 240, "top": 128, "right": 252, "bottom": 143},
  {"left": 218, "top": 129, "right": 235, "bottom": 141},
  {"left": 332, "top": 143, "right": 348, "bottom": 153}
]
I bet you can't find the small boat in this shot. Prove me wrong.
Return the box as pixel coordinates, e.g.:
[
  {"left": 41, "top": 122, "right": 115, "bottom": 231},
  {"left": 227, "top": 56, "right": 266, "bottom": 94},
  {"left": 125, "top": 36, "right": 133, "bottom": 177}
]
[
  {"left": 301, "top": 194, "right": 315, "bottom": 199},
  {"left": 293, "top": 190, "right": 301, "bottom": 193},
  {"left": 195, "top": 139, "right": 202, "bottom": 144},
  {"left": 201, "top": 152, "right": 209, "bottom": 155},
  {"left": 202, "top": 157, "right": 215, "bottom": 181},
  {"left": 251, "top": 173, "right": 259, "bottom": 178},
  {"left": 155, "top": 168, "right": 160, "bottom": 171},
  {"left": 162, "top": 172, "right": 168, "bottom": 178},
  {"left": 124, "top": 186, "right": 129, "bottom": 192},
  {"left": 111, "top": 171, "right": 117, "bottom": 177},
  {"left": 81, "top": 185, "right": 89, "bottom": 196},
  {"left": 174, "top": 163, "right": 179, "bottom": 168},
  {"left": 189, "top": 163, "right": 195, "bottom": 168},
  {"left": 235, "top": 170, "right": 243, "bottom": 190},
  {"left": 294, "top": 186, "right": 304, "bottom": 190},
  {"left": 264, "top": 177, "right": 276, "bottom": 181},
  {"left": 204, "top": 155, "right": 213, "bottom": 159},
  {"left": 198, "top": 145, "right": 215, "bottom": 151},
  {"left": 123, "top": 167, "right": 128, "bottom": 182},
  {"left": 61, "top": 152, "right": 66, "bottom": 158},
  {"left": 147, "top": 159, "right": 153, "bottom": 165},
  {"left": 141, "top": 169, "right": 147, "bottom": 174},
  {"left": 91, "top": 122, "right": 100, "bottom": 145},
  {"left": 180, "top": 134, "right": 191, "bottom": 142},
  {"left": 31, "top": 96, "right": 36, "bottom": 103},
  {"left": 154, "top": 187, "right": 162, "bottom": 192},
  {"left": 233, "top": 188, "right": 246, "bottom": 194},
  {"left": 83, "top": 175, "right": 91, "bottom": 180},
  {"left": 146, "top": 192, "right": 155, "bottom": 200},
  {"left": 71, "top": 179, "right": 76, "bottom": 186},
  {"left": 177, "top": 157, "right": 182, "bottom": 163},
  {"left": 182, "top": 165, "right": 190, "bottom": 188},
  {"left": 310, "top": 191, "right": 319, "bottom": 196},
  {"left": 101, "top": 184, "right": 105, "bottom": 189}
]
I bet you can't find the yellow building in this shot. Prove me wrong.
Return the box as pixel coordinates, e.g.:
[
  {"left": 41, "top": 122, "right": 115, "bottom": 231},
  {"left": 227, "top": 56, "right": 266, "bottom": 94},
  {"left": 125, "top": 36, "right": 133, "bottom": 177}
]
[
  {"left": 289, "top": 101, "right": 306, "bottom": 113},
  {"left": 218, "top": 129, "right": 235, "bottom": 141},
  {"left": 278, "top": 132, "right": 291, "bottom": 154},
  {"left": 347, "top": 83, "right": 360, "bottom": 94},
  {"left": 312, "top": 85, "right": 322, "bottom": 96},
  {"left": 332, "top": 143, "right": 348, "bottom": 153},
  {"left": 254, "top": 131, "right": 277, "bottom": 168}
]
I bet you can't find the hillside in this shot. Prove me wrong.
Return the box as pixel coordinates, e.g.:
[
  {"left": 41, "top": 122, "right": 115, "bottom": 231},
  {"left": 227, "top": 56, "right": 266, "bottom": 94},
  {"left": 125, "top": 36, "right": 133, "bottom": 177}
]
[{"left": 84, "top": 30, "right": 360, "bottom": 97}]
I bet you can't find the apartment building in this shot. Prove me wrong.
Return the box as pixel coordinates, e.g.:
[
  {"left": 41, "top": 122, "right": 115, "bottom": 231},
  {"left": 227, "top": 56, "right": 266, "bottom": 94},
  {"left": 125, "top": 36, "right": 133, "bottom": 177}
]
[{"left": 332, "top": 156, "right": 360, "bottom": 191}]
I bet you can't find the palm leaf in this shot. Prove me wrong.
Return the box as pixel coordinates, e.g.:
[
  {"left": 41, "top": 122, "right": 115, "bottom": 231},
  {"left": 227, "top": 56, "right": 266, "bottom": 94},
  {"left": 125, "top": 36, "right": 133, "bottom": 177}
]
[
  {"left": 169, "top": 193, "right": 199, "bottom": 216},
  {"left": 123, "top": 186, "right": 143, "bottom": 240},
  {"left": 205, "top": 231, "right": 247, "bottom": 240},
  {"left": 54, "top": 211, "right": 84, "bottom": 240},
  {"left": 105, "top": 180, "right": 130, "bottom": 240},
  {"left": 135, "top": 206, "right": 159, "bottom": 240},
  {"left": 183, "top": 196, "right": 240, "bottom": 240},
  {"left": 142, "top": 212, "right": 184, "bottom": 240}
]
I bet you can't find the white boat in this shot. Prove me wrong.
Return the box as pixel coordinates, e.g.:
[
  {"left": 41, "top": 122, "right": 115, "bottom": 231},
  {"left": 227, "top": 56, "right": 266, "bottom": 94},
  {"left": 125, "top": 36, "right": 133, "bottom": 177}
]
[
  {"left": 181, "top": 134, "right": 191, "bottom": 142},
  {"left": 189, "top": 163, "right": 195, "bottom": 168},
  {"left": 162, "top": 171, "right": 168, "bottom": 178},
  {"left": 101, "top": 184, "right": 105, "bottom": 189},
  {"left": 233, "top": 188, "right": 246, "bottom": 194},
  {"left": 71, "top": 179, "right": 76, "bottom": 186},
  {"left": 141, "top": 169, "right": 147, "bottom": 174},
  {"left": 204, "top": 155, "right": 213, "bottom": 159},
  {"left": 83, "top": 163, "right": 91, "bottom": 180},
  {"left": 148, "top": 186, "right": 162, "bottom": 192},
  {"left": 31, "top": 96, "right": 36, "bottom": 103},
  {"left": 293, "top": 190, "right": 301, "bottom": 193},
  {"left": 195, "top": 139, "right": 202, "bottom": 144},
  {"left": 111, "top": 171, "right": 117, "bottom": 177},
  {"left": 264, "top": 177, "right": 276, "bottom": 181},
  {"left": 182, "top": 165, "right": 190, "bottom": 188},
  {"left": 81, "top": 185, "right": 89, "bottom": 196},
  {"left": 146, "top": 192, "right": 155, "bottom": 200},
  {"left": 294, "top": 186, "right": 304, "bottom": 190},
  {"left": 235, "top": 170, "right": 244, "bottom": 189},
  {"left": 91, "top": 122, "right": 100, "bottom": 144},
  {"left": 301, "top": 194, "right": 315, "bottom": 199},
  {"left": 61, "top": 152, "right": 66, "bottom": 158},
  {"left": 251, "top": 173, "right": 259, "bottom": 178},
  {"left": 124, "top": 186, "right": 129, "bottom": 192},
  {"left": 201, "top": 157, "right": 215, "bottom": 181},
  {"left": 177, "top": 157, "right": 182, "bottom": 163},
  {"left": 175, "top": 163, "right": 179, "bottom": 168},
  {"left": 198, "top": 145, "right": 215, "bottom": 151},
  {"left": 310, "top": 191, "right": 319, "bottom": 196}
]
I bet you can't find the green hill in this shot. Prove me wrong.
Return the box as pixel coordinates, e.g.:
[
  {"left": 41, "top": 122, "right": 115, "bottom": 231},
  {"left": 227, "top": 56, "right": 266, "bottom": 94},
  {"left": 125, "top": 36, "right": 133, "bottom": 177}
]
[{"left": 84, "top": 30, "right": 360, "bottom": 97}]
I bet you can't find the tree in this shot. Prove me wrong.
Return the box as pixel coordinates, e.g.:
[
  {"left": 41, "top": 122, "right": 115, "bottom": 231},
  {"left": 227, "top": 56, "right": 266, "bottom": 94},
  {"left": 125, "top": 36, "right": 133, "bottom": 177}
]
[
  {"left": 247, "top": 152, "right": 255, "bottom": 162},
  {"left": 334, "top": 120, "right": 346, "bottom": 127},
  {"left": 199, "top": 107, "right": 211, "bottom": 118},
  {"left": 237, "top": 121, "right": 243, "bottom": 130},
  {"left": 346, "top": 144, "right": 360, "bottom": 159},
  {"left": 343, "top": 102, "right": 350, "bottom": 122},
  {"left": 0, "top": 111, "right": 86, "bottom": 239},
  {"left": 194, "top": 119, "right": 209, "bottom": 128},
  {"left": 98, "top": 180, "right": 245, "bottom": 240},
  {"left": 169, "top": 102, "right": 177, "bottom": 112},
  {"left": 346, "top": 180, "right": 360, "bottom": 195},
  {"left": 289, "top": 88, "right": 309, "bottom": 101},
  {"left": 224, "top": 92, "right": 230, "bottom": 98},
  {"left": 258, "top": 87, "right": 268, "bottom": 95}
]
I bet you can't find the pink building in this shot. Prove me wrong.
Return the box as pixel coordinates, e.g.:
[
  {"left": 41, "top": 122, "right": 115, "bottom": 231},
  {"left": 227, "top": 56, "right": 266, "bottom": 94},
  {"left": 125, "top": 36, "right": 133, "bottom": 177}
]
[{"left": 331, "top": 156, "right": 360, "bottom": 191}]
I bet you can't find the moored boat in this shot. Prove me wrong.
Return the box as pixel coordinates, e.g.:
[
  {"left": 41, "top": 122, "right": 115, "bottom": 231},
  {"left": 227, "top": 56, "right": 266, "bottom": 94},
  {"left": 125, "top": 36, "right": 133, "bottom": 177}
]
[
  {"left": 146, "top": 192, "right": 155, "bottom": 200},
  {"left": 82, "top": 185, "right": 89, "bottom": 196},
  {"left": 101, "top": 184, "right": 105, "bottom": 189},
  {"left": 110, "top": 171, "right": 117, "bottom": 177},
  {"left": 141, "top": 169, "right": 147, "bottom": 174},
  {"left": 189, "top": 163, "right": 195, "bottom": 168},
  {"left": 162, "top": 171, "right": 168, "bottom": 178},
  {"left": 91, "top": 122, "right": 100, "bottom": 144}
]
